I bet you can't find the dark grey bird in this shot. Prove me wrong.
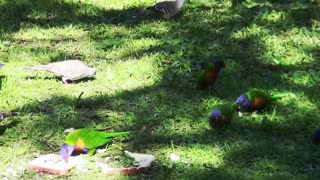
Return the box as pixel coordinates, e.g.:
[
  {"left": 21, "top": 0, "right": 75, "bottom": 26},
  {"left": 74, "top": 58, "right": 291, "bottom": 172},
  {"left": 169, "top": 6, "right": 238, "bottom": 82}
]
[
  {"left": 19, "top": 60, "right": 96, "bottom": 84},
  {"left": 0, "top": 112, "right": 19, "bottom": 122},
  {"left": 146, "top": 0, "right": 185, "bottom": 19}
]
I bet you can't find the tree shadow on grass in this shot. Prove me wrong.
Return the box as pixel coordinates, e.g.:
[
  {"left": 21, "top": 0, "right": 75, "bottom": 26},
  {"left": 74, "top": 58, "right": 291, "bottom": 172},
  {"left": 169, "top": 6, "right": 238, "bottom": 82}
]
[
  {"left": 0, "top": 75, "right": 5, "bottom": 90},
  {"left": 4, "top": 74, "right": 318, "bottom": 178},
  {"left": 0, "top": 120, "right": 19, "bottom": 136},
  {"left": 220, "top": 117, "right": 320, "bottom": 178}
]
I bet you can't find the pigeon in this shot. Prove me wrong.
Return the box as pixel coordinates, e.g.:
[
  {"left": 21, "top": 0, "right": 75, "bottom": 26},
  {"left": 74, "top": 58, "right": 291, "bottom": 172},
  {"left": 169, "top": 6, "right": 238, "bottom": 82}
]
[
  {"left": 146, "top": 0, "right": 185, "bottom": 19},
  {"left": 19, "top": 60, "right": 96, "bottom": 84}
]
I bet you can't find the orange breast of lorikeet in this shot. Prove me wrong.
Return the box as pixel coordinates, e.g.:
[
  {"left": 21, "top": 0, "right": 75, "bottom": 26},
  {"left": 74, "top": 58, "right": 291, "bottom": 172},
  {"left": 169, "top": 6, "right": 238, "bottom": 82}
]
[
  {"left": 75, "top": 138, "right": 86, "bottom": 151},
  {"left": 251, "top": 96, "right": 266, "bottom": 110},
  {"left": 205, "top": 71, "right": 218, "bottom": 86}
]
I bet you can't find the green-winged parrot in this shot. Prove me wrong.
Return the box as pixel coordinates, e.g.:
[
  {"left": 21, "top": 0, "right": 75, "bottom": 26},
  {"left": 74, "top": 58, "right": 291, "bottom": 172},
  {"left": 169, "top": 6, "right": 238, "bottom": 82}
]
[
  {"left": 236, "top": 89, "right": 289, "bottom": 112},
  {"left": 209, "top": 103, "right": 237, "bottom": 127},
  {"left": 196, "top": 60, "right": 225, "bottom": 89},
  {"left": 60, "top": 128, "right": 129, "bottom": 162}
]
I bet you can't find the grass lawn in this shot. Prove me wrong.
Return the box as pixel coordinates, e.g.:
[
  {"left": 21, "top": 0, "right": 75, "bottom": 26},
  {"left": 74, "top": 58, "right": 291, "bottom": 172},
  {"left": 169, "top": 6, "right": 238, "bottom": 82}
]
[{"left": 0, "top": 0, "right": 320, "bottom": 179}]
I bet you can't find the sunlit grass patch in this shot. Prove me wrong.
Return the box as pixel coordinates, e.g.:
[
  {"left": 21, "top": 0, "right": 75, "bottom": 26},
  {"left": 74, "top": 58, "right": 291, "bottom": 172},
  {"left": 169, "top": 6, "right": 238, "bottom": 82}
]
[
  {"left": 13, "top": 25, "right": 88, "bottom": 41},
  {"left": 0, "top": 142, "right": 33, "bottom": 178},
  {"left": 231, "top": 23, "right": 269, "bottom": 40},
  {"left": 282, "top": 70, "right": 320, "bottom": 87},
  {"left": 94, "top": 56, "right": 161, "bottom": 91},
  {"left": 259, "top": 10, "right": 287, "bottom": 23},
  {"left": 104, "top": 38, "right": 162, "bottom": 58},
  {"left": 288, "top": 92, "right": 318, "bottom": 111},
  {"left": 260, "top": 27, "right": 319, "bottom": 65},
  {"left": 164, "top": 144, "right": 225, "bottom": 167}
]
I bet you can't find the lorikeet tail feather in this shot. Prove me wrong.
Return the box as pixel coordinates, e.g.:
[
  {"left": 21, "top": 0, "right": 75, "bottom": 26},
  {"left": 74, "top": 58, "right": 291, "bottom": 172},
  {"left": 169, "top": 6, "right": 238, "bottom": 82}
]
[
  {"left": 231, "top": 101, "right": 237, "bottom": 106},
  {"left": 271, "top": 92, "right": 291, "bottom": 99},
  {"left": 231, "top": 101, "right": 238, "bottom": 111},
  {"left": 101, "top": 131, "right": 129, "bottom": 138}
]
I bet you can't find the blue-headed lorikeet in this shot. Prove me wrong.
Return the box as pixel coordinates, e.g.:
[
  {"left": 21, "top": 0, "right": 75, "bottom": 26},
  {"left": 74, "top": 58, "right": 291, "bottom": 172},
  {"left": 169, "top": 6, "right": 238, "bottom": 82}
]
[
  {"left": 196, "top": 60, "right": 225, "bottom": 89},
  {"left": 236, "top": 89, "right": 289, "bottom": 112},
  {"left": 60, "top": 128, "right": 129, "bottom": 162},
  {"left": 209, "top": 103, "right": 237, "bottom": 127}
]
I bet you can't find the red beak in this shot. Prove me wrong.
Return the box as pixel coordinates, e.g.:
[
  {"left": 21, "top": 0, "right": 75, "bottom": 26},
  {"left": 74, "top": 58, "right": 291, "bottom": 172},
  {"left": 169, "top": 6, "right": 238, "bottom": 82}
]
[{"left": 237, "top": 104, "right": 241, "bottom": 109}]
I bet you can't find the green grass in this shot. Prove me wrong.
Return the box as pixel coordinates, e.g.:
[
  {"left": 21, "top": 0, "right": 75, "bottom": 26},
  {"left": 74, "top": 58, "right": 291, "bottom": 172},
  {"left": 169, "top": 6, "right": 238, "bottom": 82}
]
[{"left": 0, "top": 0, "right": 320, "bottom": 179}]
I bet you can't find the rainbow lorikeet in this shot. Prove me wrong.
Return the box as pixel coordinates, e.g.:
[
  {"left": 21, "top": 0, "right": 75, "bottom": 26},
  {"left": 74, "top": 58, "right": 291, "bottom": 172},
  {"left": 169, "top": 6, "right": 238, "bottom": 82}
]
[
  {"left": 196, "top": 60, "right": 225, "bottom": 89},
  {"left": 60, "top": 128, "right": 129, "bottom": 162},
  {"left": 236, "top": 89, "right": 289, "bottom": 112},
  {"left": 209, "top": 103, "right": 237, "bottom": 127}
]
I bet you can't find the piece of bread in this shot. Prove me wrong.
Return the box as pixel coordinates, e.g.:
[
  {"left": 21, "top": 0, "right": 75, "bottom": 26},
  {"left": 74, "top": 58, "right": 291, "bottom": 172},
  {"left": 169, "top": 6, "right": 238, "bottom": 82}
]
[
  {"left": 29, "top": 151, "right": 155, "bottom": 175},
  {"left": 28, "top": 154, "right": 76, "bottom": 175},
  {"left": 101, "top": 151, "right": 155, "bottom": 174}
]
